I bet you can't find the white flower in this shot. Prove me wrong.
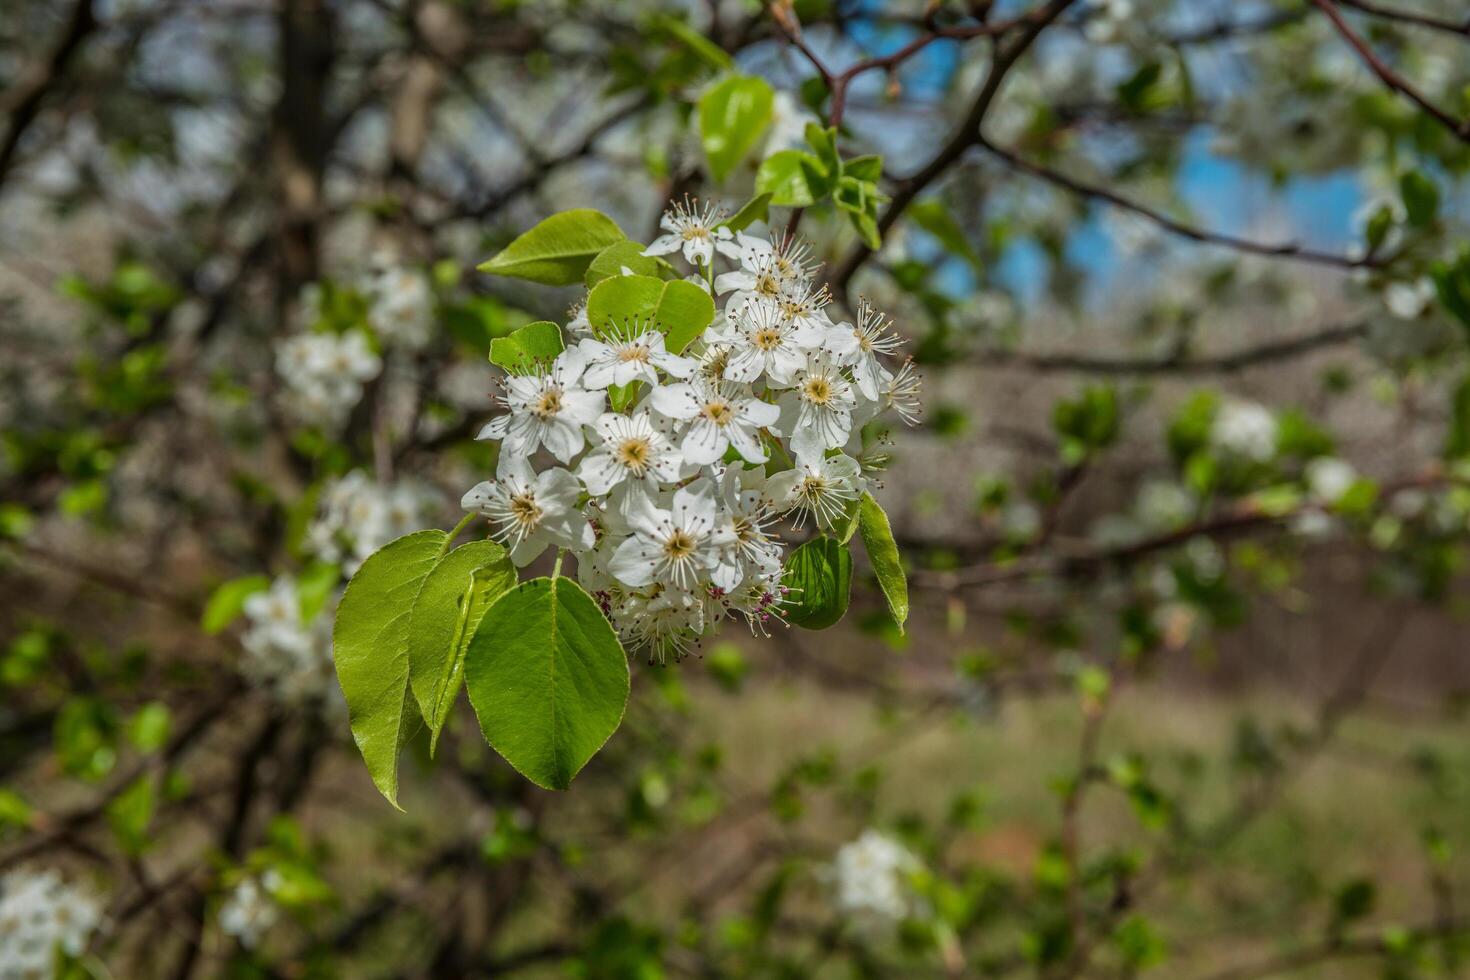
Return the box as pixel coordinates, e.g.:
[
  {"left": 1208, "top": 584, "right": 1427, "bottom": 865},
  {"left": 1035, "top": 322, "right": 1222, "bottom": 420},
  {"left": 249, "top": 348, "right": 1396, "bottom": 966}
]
[
  {"left": 830, "top": 830, "right": 919, "bottom": 923},
  {"left": 0, "top": 869, "right": 104, "bottom": 975},
  {"left": 718, "top": 465, "right": 783, "bottom": 580},
  {"left": 609, "top": 481, "right": 736, "bottom": 591},
  {"left": 461, "top": 457, "right": 595, "bottom": 565},
  {"left": 275, "top": 329, "right": 381, "bottom": 429},
  {"left": 306, "top": 471, "right": 437, "bottom": 571},
  {"left": 649, "top": 377, "right": 780, "bottom": 465},
  {"left": 240, "top": 576, "right": 339, "bottom": 706},
  {"left": 1384, "top": 277, "right": 1436, "bottom": 320},
  {"left": 776, "top": 353, "right": 858, "bottom": 460},
  {"left": 1306, "top": 457, "right": 1357, "bottom": 505},
  {"left": 1212, "top": 400, "right": 1277, "bottom": 462},
  {"left": 839, "top": 299, "right": 905, "bottom": 400},
  {"left": 577, "top": 324, "right": 695, "bottom": 389},
  {"left": 714, "top": 232, "right": 816, "bottom": 295},
  {"left": 765, "top": 453, "right": 863, "bottom": 530},
  {"left": 722, "top": 297, "right": 824, "bottom": 386},
  {"left": 219, "top": 877, "right": 279, "bottom": 950},
  {"left": 1136, "top": 480, "right": 1194, "bottom": 530},
  {"left": 613, "top": 587, "right": 705, "bottom": 661},
  {"left": 643, "top": 198, "right": 732, "bottom": 267},
  {"left": 577, "top": 412, "right": 682, "bottom": 496},
  {"left": 366, "top": 266, "right": 434, "bottom": 350},
  {"left": 880, "top": 359, "right": 923, "bottom": 426},
  {"left": 476, "top": 347, "right": 605, "bottom": 463}
]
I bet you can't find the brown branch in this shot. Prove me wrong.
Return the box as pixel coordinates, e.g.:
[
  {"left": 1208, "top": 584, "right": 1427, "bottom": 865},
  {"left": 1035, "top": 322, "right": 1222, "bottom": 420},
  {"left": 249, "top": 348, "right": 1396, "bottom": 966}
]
[
  {"left": 0, "top": 0, "right": 98, "bottom": 191},
  {"left": 826, "top": 0, "right": 1081, "bottom": 300},
  {"left": 975, "top": 134, "right": 1386, "bottom": 269},
  {"left": 972, "top": 322, "right": 1370, "bottom": 375},
  {"left": 1310, "top": 0, "right": 1470, "bottom": 143},
  {"left": 1334, "top": 0, "right": 1470, "bottom": 38}
]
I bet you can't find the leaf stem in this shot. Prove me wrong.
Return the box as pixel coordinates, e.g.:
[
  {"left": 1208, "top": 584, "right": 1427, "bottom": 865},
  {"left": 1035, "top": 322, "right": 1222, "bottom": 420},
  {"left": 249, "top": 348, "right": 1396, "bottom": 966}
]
[
  {"left": 552, "top": 549, "right": 565, "bottom": 580},
  {"left": 443, "top": 512, "right": 477, "bottom": 555}
]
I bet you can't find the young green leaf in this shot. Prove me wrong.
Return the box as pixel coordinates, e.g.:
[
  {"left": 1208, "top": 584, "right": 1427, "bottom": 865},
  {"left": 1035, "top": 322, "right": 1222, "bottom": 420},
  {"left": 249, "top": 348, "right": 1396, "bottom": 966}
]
[
  {"left": 585, "top": 275, "right": 714, "bottom": 353},
  {"left": 333, "top": 529, "right": 447, "bottom": 808},
  {"left": 489, "top": 321, "right": 565, "bottom": 374},
  {"left": 858, "top": 493, "right": 908, "bottom": 633},
  {"left": 407, "top": 539, "right": 517, "bottom": 754},
  {"left": 653, "top": 13, "right": 734, "bottom": 71},
  {"left": 657, "top": 279, "right": 716, "bottom": 353},
  {"left": 478, "top": 209, "right": 625, "bottom": 285},
  {"left": 1400, "top": 171, "right": 1439, "bottom": 228},
  {"left": 464, "top": 575, "right": 630, "bottom": 791},
  {"left": 584, "top": 240, "right": 673, "bottom": 287},
  {"left": 699, "top": 75, "right": 774, "bottom": 182},
  {"left": 908, "top": 199, "right": 983, "bottom": 270},
  {"left": 782, "top": 537, "right": 852, "bottom": 630},
  {"left": 755, "top": 150, "right": 828, "bottom": 207},
  {"left": 720, "top": 192, "right": 772, "bottom": 232},
  {"left": 586, "top": 274, "right": 665, "bottom": 330},
  {"left": 201, "top": 574, "right": 270, "bottom": 634}
]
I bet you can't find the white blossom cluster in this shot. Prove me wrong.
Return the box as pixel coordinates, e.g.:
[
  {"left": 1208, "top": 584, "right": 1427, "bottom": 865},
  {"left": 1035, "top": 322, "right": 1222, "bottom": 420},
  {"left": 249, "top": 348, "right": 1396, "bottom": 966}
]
[
  {"left": 274, "top": 264, "right": 435, "bottom": 429},
  {"left": 364, "top": 264, "right": 435, "bottom": 351},
  {"left": 1211, "top": 399, "right": 1277, "bottom": 462},
  {"left": 240, "top": 576, "right": 338, "bottom": 706},
  {"left": 275, "top": 327, "right": 380, "bottom": 431},
  {"left": 306, "top": 470, "right": 440, "bottom": 572},
  {"left": 0, "top": 870, "right": 104, "bottom": 978},
  {"left": 462, "top": 203, "right": 920, "bottom": 659},
  {"left": 828, "top": 830, "right": 921, "bottom": 925},
  {"left": 218, "top": 874, "right": 281, "bottom": 950}
]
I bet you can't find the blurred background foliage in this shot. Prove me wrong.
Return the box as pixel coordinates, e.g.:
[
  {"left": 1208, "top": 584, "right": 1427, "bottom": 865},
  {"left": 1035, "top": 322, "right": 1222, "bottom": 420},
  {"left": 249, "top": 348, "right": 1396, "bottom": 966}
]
[{"left": 3, "top": 0, "right": 1470, "bottom": 977}]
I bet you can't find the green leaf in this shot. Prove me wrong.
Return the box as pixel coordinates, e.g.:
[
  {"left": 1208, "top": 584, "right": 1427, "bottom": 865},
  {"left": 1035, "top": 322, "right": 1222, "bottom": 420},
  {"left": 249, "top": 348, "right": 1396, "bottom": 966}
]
[
  {"left": 1431, "top": 249, "right": 1470, "bottom": 330},
  {"left": 721, "top": 192, "right": 772, "bottom": 232},
  {"left": 489, "top": 321, "right": 564, "bottom": 375},
  {"left": 844, "top": 154, "right": 883, "bottom": 182},
  {"left": 586, "top": 275, "right": 665, "bottom": 331},
  {"left": 464, "top": 575, "right": 630, "bottom": 790},
  {"left": 804, "top": 123, "right": 839, "bottom": 176},
  {"left": 407, "top": 540, "right": 517, "bottom": 754},
  {"left": 106, "top": 776, "right": 155, "bottom": 856},
  {"left": 333, "top": 529, "right": 447, "bottom": 808},
  {"left": 849, "top": 208, "right": 882, "bottom": 250},
  {"left": 126, "top": 702, "right": 171, "bottom": 753},
  {"left": 755, "top": 150, "right": 828, "bottom": 207},
  {"left": 478, "top": 209, "right": 625, "bottom": 285},
  {"left": 296, "top": 561, "right": 340, "bottom": 621},
  {"left": 858, "top": 493, "right": 908, "bottom": 633},
  {"left": 782, "top": 537, "right": 852, "bottom": 630},
  {"left": 830, "top": 495, "right": 862, "bottom": 546},
  {"left": 584, "top": 241, "right": 673, "bottom": 287},
  {"left": 654, "top": 13, "right": 734, "bottom": 71},
  {"left": 908, "top": 199, "right": 982, "bottom": 270},
  {"left": 1400, "top": 171, "right": 1439, "bottom": 228},
  {"left": 699, "top": 75, "right": 775, "bottom": 182},
  {"left": 657, "top": 279, "right": 716, "bottom": 353},
  {"left": 585, "top": 275, "right": 714, "bottom": 353},
  {"left": 201, "top": 575, "right": 270, "bottom": 635}
]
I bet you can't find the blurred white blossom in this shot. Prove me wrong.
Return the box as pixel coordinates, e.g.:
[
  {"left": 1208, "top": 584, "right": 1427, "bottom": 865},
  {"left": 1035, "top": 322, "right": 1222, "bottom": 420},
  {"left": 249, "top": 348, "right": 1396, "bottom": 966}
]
[{"left": 0, "top": 870, "right": 103, "bottom": 977}]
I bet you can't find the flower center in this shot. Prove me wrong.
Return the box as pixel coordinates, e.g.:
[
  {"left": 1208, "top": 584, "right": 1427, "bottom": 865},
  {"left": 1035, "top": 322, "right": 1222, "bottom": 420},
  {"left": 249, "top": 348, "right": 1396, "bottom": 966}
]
[
  {"left": 509, "top": 492, "right": 542, "bottom": 531},
  {"left": 752, "top": 327, "right": 783, "bottom": 351},
  {"left": 681, "top": 226, "right": 709, "bottom": 241},
  {"left": 615, "top": 437, "right": 651, "bottom": 473},
  {"left": 617, "top": 344, "right": 650, "bottom": 363},
  {"left": 701, "top": 400, "right": 733, "bottom": 426},
  {"left": 802, "top": 376, "right": 833, "bottom": 405},
  {"left": 755, "top": 272, "right": 780, "bottom": 296},
  {"left": 663, "top": 529, "right": 696, "bottom": 560},
  {"left": 533, "top": 386, "right": 563, "bottom": 418},
  {"left": 701, "top": 347, "right": 730, "bottom": 380}
]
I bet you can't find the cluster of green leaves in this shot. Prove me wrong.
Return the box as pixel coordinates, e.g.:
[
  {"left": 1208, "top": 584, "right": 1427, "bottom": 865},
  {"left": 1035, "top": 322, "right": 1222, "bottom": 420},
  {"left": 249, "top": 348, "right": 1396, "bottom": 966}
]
[
  {"left": 757, "top": 123, "right": 887, "bottom": 248},
  {"left": 333, "top": 526, "right": 627, "bottom": 799}
]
